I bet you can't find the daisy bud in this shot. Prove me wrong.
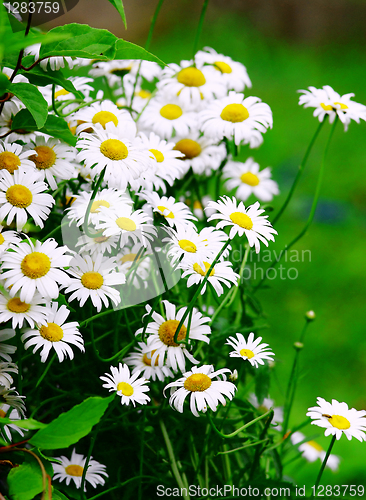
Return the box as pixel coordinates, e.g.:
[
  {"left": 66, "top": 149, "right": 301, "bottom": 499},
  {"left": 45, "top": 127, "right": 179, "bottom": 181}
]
[
  {"left": 229, "top": 369, "right": 238, "bottom": 382},
  {"left": 305, "top": 310, "right": 316, "bottom": 321},
  {"left": 294, "top": 342, "right": 304, "bottom": 351}
]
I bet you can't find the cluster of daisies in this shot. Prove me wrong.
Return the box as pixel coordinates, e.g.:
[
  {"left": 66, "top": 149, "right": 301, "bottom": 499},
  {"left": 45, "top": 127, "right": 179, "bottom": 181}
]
[{"left": 1, "top": 42, "right": 366, "bottom": 491}]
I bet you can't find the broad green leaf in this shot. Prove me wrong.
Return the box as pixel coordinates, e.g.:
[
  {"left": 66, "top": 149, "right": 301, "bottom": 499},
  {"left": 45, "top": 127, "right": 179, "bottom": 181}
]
[
  {"left": 108, "top": 39, "right": 164, "bottom": 65},
  {"left": 52, "top": 489, "right": 70, "bottom": 500},
  {"left": 254, "top": 363, "right": 270, "bottom": 406},
  {"left": 6, "top": 82, "right": 48, "bottom": 127},
  {"left": 11, "top": 108, "right": 38, "bottom": 131},
  {"left": 39, "top": 24, "right": 118, "bottom": 60},
  {"left": 107, "top": 0, "right": 127, "bottom": 29},
  {"left": 29, "top": 395, "right": 114, "bottom": 449},
  {"left": 0, "top": 71, "right": 9, "bottom": 95},
  {"left": 7, "top": 462, "right": 44, "bottom": 500},
  {"left": 0, "top": 416, "right": 47, "bottom": 430}
]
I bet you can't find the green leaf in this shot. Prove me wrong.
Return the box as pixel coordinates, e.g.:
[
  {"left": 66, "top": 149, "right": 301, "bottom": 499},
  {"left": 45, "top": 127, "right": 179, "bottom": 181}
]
[
  {"left": 52, "top": 489, "right": 70, "bottom": 500},
  {"left": 7, "top": 462, "right": 44, "bottom": 500},
  {"left": 107, "top": 0, "right": 127, "bottom": 29},
  {"left": 0, "top": 417, "right": 47, "bottom": 430},
  {"left": 29, "top": 395, "right": 115, "bottom": 449},
  {"left": 254, "top": 363, "right": 270, "bottom": 406},
  {"left": 6, "top": 82, "right": 48, "bottom": 127},
  {"left": 39, "top": 24, "right": 118, "bottom": 60},
  {"left": 0, "top": 71, "right": 9, "bottom": 95},
  {"left": 108, "top": 39, "right": 164, "bottom": 65}
]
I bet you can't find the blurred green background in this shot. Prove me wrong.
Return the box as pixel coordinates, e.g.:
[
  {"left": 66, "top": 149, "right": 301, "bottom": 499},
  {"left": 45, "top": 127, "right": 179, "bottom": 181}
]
[{"left": 49, "top": 0, "right": 366, "bottom": 488}]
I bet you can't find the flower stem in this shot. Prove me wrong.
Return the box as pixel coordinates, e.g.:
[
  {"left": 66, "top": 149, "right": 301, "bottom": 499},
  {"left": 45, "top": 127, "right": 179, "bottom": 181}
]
[
  {"left": 36, "top": 354, "right": 57, "bottom": 388},
  {"left": 82, "top": 167, "right": 107, "bottom": 238},
  {"left": 193, "top": 0, "right": 210, "bottom": 58},
  {"left": 208, "top": 408, "right": 273, "bottom": 439},
  {"left": 311, "top": 435, "right": 337, "bottom": 498}
]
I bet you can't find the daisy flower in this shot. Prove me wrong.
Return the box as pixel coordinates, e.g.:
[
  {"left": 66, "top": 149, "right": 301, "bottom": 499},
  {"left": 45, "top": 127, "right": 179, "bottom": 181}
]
[
  {"left": 195, "top": 47, "right": 252, "bottom": 92},
  {"left": 136, "top": 300, "right": 211, "bottom": 373},
  {"left": 173, "top": 132, "right": 227, "bottom": 176},
  {"left": 75, "top": 233, "right": 120, "bottom": 259},
  {"left": 223, "top": 158, "right": 279, "bottom": 202},
  {"left": 0, "top": 101, "right": 37, "bottom": 143},
  {"left": 72, "top": 99, "right": 134, "bottom": 134},
  {"left": 178, "top": 258, "right": 239, "bottom": 296},
  {"left": 226, "top": 332, "right": 275, "bottom": 368},
  {"left": 0, "top": 386, "right": 26, "bottom": 415},
  {"left": 40, "top": 77, "right": 95, "bottom": 113},
  {"left": 157, "top": 59, "right": 226, "bottom": 107},
  {"left": 138, "top": 95, "right": 198, "bottom": 140},
  {"left": 64, "top": 254, "right": 126, "bottom": 312},
  {"left": 290, "top": 431, "right": 340, "bottom": 471},
  {"left": 25, "top": 43, "right": 74, "bottom": 72},
  {"left": 1, "top": 66, "right": 28, "bottom": 84},
  {"left": 90, "top": 60, "right": 161, "bottom": 87},
  {"left": 0, "top": 362, "right": 18, "bottom": 389},
  {"left": 248, "top": 393, "right": 283, "bottom": 430},
  {"left": 21, "top": 303, "right": 84, "bottom": 363},
  {"left": 0, "top": 226, "right": 20, "bottom": 256},
  {"left": 0, "top": 169, "right": 55, "bottom": 231},
  {"left": 164, "top": 364, "right": 237, "bottom": 417},
  {"left": 115, "top": 243, "right": 152, "bottom": 289},
  {"left": 1, "top": 238, "right": 71, "bottom": 303},
  {"left": 298, "top": 85, "right": 366, "bottom": 131},
  {"left": 0, "top": 329, "right": 16, "bottom": 363},
  {"left": 27, "top": 136, "right": 77, "bottom": 190},
  {"left": 0, "top": 404, "right": 26, "bottom": 443},
  {"left": 306, "top": 397, "right": 366, "bottom": 442},
  {"left": 52, "top": 448, "right": 108, "bottom": 490},
  {"left": 77, "top": 122, "right": 150, "bottom": 191},
  {"left": 100, "top": 363, "right": 150, "bottom": 406},
  {"left": 140, "top": 191, "right": 197, "bottom": 230},
  {"left": 0, "top": 289, "right": 49, "bottom": 329},
  {"left": 123, "top": 342, "right": 174, "bottom": 382},
  {"left": 207, "top": 197, "right": 277, "bottom": 252},
  {"left": 200, "top": 91, "right": 273, "bottom": 147},
  {"left": 0, "top": 139, "right": 36, "bottom": 175}
]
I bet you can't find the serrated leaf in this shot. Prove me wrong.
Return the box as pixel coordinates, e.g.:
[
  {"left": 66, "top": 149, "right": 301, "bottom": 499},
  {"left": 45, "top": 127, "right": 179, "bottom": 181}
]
[
  {"left": 0, "top": 416, "right": 47, "bottom": 430},
  {"left": 6, "top": 82, "right": 48, "bottom": 127},
  {"left": 29, "top": 395, "right": 114, "bottom": 449},
  {"left": 109, "top": 39, "right": 164, "bottom": 65},
  {"left": 107, "top": 0, "right": 127, "bottom": 29},
  {"left": 254, "top": 363, "right": 270, "bottom": 406}
]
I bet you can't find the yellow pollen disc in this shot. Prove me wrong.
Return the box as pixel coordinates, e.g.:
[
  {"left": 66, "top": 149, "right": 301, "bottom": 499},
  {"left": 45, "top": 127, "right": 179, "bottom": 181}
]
[
  {"left": 193, "top": 200, "right": 202, "bottom": 210},
  {"left": 94, "top": 236, "right": 109, "bottom": 243},
  {"left": 100, "top": 139, "right": 128, "bottom": 160},
  {"left": 240, "top": 172, "right": 260, "bottom": 186},
  {"left": 136, "top": 89, "right": 151, "bottom": 99},
  {"left": 54, "top": 88, "right": 70, "bottom": 99},
  {"left": 174, "top": 139, "right": 201, "bottom": 159},
  {"left": 21, "top": 252, "right": 51, "bottom": 279},
  {"left": 193, "top": 261, "right": 215, "bottom": 277},
  {"left": 214, "top": 61, "right": 232, "bottom": 74},
  {"left": 149, "top": 149, "right": 165, "bottom": 163},
  {"left": 39, "top": 322, "right": 64, "bottom": 342},
  {"left": 121, "top": 253, "right": 138, "bottom": 264},
  {"left": 65, "top": 195, "right": 76, "bottom": 206},
  {"left": 178, "top": 239, "right": 197, "bottom": 253},
  {"left": 6, "top": 185, "right": 33, "bottom": 208},
  {"left": 177, "top": 67, "right": 206, "bottom": 87},
  {"left": 328, "top": 414, "right": 351, "bottom": 430},
  {"left": 92, "top": 110, "right": 118, "bottom": 128},
  {"left": 320, "top": 103, "right": 333, "bottom": 111},
  {"left": 307, "top": 440, "right": 323, "bottom": 452},
  {"left": 230, "top": 211, "right": 253, "bottom": 230},
  {"left": 160, "top": 104, "right": 183, "bottom": 120},
  {"left": 221, "top": 103, "right": 249, "bottom": 122},
  {"left": 65, "top": 464, "right": 84, "bottom": 477},
  {"left": 81, "top": 271, "right": 104, "bottom": 290},
  {"left": 334, "top": 102, "right": 348, "bottom": 110},
  {"left": 142, "top": 350, "right": 159, "bottom": 367},
  {"left": 158, "top": 319, "right": 187, "bottom": 347},
  {"left": 116, "top": 217, "right": 137, "bottom": 231},
  {"left": 184, "top": 373, "right": 212, "bottom": 392},
  {"left": 7, "top": 297, "right": 30, "bottom": 313},
  {"left": 0, "top": 409, "right": 6, "bottom": 418},
  {"left": 117, "top": 381, "right": 134, "bottom": 396},
  {"left": 0, "top": 234, "right": 4, "bottom": 245},
  {"left": 0, "top": 151, "right": 21, "bottom": 174},
  {"left": 90, "top": 200, "right": 110, "bottom": 213},
  {"left": 239, "top": 348, "right": 255, "bottom": 359},
  {"left": 29, "top": 146, "right": 57, "bottom": 170},
  {"left": 157, "top": 205, "right": 174, "bottom": 219}
]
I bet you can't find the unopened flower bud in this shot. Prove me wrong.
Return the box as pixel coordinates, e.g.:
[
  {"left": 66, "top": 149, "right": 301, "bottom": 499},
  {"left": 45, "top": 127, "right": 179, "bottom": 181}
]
[
  {"left": 305, "top": 310, "right": 316, "bottom": 321},
  {"left": 229, "top": 369, "right": 238, "bottom": 382},
  {"left": 294, "top": 341, "right": 304, "bottom": 351}
]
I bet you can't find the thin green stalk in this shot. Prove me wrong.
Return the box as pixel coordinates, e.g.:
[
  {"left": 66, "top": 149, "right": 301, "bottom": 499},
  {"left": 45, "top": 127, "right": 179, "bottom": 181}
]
[
  {"left": 311, "top": 435, "right": 337, "bottom": 498},
  {"left": 83, "top": 167, "right": 107, "bottom": 238},
  {"left": 193, "top": 0, "right": 210, "bottom": 57},
  {"left": 138, "top": 409, "right": 146, "bottom": 500},
  {"left": 273, "top": 120, "right": 324, "bottom": 224},
  {"left": 36, "top": 354, "right": 56, "bottom": 388},
  {"left": 90, "top": 319, "right": 135, "bottom": 362},
  {"left": 79, "top": 307, "right": 118, "bottom": 327},
  {"left": 217, "top": 438, "right": 269, "bottom": 455},
  {"left": 16, "top": 330, "right": 23, "bottom": 394},
  {"left": 41, "top": 219, "right": 70, "bottom": 242},
  {"left": 254, "top": 116, "right": 339, "bottom": 293},
  {"left": 208, "top": 408, "right": 273, "bottom": 439}
]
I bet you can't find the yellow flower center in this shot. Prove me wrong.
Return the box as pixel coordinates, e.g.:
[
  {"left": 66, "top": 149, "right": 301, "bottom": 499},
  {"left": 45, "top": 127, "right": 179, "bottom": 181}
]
[
  {"left": 81, "top": 271, "right": 104, "bottom": 290},
  {"left": 239, "top": 348, "right": 255, "bottom": 358},
  {"left": 39, "top": 322, "right": 64, "bottom": 342},
  {"left": 178, "top": 239, "right": 197, "bottom": 253},
  {"left": 160, "top": 104, "right": 183, "bottom": 120},
  {"left": 177, "top": 67, "right": 206, "bottom": 87},
  {"left": 221, "top": 103, "right": 249, "bottom": 122},
  {"left": 334, "top": 102, "right": 348, "bottom": 110},
  {"left": 0, "top": 234, "right": 4, "bottom": 245},
  {"left": 230, "top": 212, "right": 253, "bottom": 230},
  {"left": 214, "top": 61, "right": 232, "bottom": 74},
  {"left": 21, "top": 252, "right": 51, "bottom": 279},
  {"left": 65, "top": 464, "right": 84, "bottom": 477},
  {"left": 174, "top": 139, "right": 201, "bottom": 159},
  {"left": 193, "top": 200, "right": 202, "bottom": 210},
  {"left": 307, "top": 440, "right": 323, "bottom": 452},
  {"left": 90, "top": 200, "right": 110, "bottom": 213},
  {"left": 142, "top": 350, "right": 159, "bottom": 367},
  {"left": 0, "top": 409, "right": 6, "bottom": 418},
  {"left": 149, "top": 149, "right": 164, "bottom": 163},
  {"left": 327, "top": 414, "right": 351, "bottom": 430},
  {"left": 6, "top": 185, "right": 33, "bottom": 208},
  {"left": 7, "top": 297, "right": 30, "bottom": 313},
  {"left": 240, "top": 172, "right": 260, "bottom": 186},
  {"left": 117, "top": 381, "right": 134, "bottom": 396},
  {"left": 321, "top": 102, "right": 348, "bottom": 111},
  {"left": 29, "top": 146, "right": 56, "bottom": 170},
  {"left": 158, "top": 319, "right": 187, "bottom": 346},
  {"left": 121, "top": 253, "right": 138, "bottom": 264},
  {"left": 116, "top": 217, "right": 137, "bottom": 231},
  {"left": 157, "top": 205, "right": 174, "bottom": 219},
  {"left": 184, "top": 373, "right": 212, "bottom": 392},
  {"left": 54, "top": 88, "right": 70, "bottom": 99},
  {"left": 92, "top": 110, "right": 118, "bottom": 128},
  {"left": 100, "top": 139, "right": 128, "bottom": 160},
  {"left": 193, "top": 261, "right": 215, "bottom": 277},
  {"left": 136, "top": 89, "right": 151, "bottom": 99},
  {"left": 94, "top": 236, "right": 109, "bottom": 244},
  {"left": 0, "top": 151, "right": 21, "bottom": 174}
]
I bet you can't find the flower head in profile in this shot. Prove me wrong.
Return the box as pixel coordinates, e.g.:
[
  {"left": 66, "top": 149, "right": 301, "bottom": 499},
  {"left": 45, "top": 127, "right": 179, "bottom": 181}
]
[
  {"left": 290, "top": 431, "right": 340, "bottom": 471},
  {"left": 306, "top": 397, "right": 366, "bottom": 441},
  {"left": 123, "top": 342, "right": 174, "bottom": 382},
  {"left": 100, "top": 363, "right": 150, "bottom": 406},
  {"left": 0, "top": 404, "right": 26, "bottom": 443},
  {"left": 226, "top": 332, "right": 274, "bottom": 368}
]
